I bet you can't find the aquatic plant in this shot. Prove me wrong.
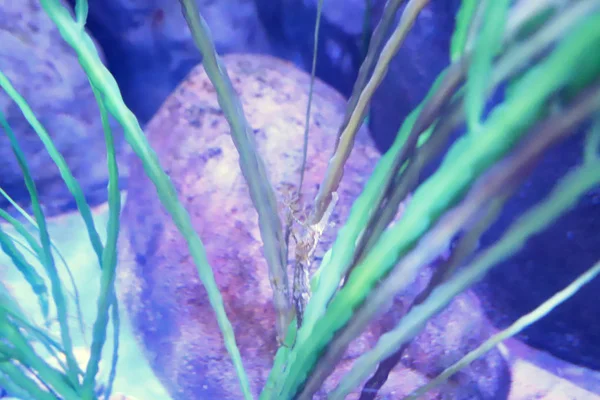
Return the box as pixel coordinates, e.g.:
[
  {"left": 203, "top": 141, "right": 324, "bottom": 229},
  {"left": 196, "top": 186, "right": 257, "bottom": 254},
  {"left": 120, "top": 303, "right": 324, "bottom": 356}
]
[{"left": 0, "top": 0, "right": 599, "bottom": 399}]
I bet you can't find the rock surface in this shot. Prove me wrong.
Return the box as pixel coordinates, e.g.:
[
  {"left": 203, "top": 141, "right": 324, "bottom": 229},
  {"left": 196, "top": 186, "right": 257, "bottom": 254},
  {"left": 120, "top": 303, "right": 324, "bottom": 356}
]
[
  {"left": 0, "top": 0, "right": 128, "bottom": 217},
  {"left": 117, "top": 53, "right": 509, "bottom": 399},
  {"left": 69, "top": 0, "right": 372, "bottom": 123},
  {"left": 72, "top": 0, "right": 271, "bottom": 123},
  {"left": 474, "top": 133, "right": 600, "bottom": 371}
]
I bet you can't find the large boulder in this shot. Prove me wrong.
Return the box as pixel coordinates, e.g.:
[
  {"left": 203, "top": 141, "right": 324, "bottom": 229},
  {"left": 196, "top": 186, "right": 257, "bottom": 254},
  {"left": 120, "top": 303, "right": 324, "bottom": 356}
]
[
  {"left": 473, "top": 133, "right": 600, "bottom": 370},
  {"left": 70, "top": 0, "right": 272, "bottom": 123},
  {"left": 117, "top": 53, "right": 509, "bottom": 399},
  {"left": 0, "top": 0, "right": 127, "bottom": 217}
]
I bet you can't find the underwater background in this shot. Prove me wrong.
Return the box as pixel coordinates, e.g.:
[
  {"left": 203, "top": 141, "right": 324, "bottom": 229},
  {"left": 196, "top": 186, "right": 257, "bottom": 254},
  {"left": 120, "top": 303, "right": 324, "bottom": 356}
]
[{"left": 1, "top": 0, "right": 600, "bottom": 399}]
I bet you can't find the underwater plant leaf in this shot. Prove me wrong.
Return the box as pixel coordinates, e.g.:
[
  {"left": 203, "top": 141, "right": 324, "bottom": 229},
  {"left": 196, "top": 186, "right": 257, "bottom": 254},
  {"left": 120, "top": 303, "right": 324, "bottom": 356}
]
[
  {"left": 0, "top": 205, "right": 53, "bottom": 323},
  {"left": 329, "top": 77, "right": 600, "bottom": 399},
  {"left": 465, "top": 0, "right": 510, "bottom": 133},
  {"left": 0, "top": 188, "right": 37, "bottom": 227},
  {"left": 0, "top": 294, "right": 71, "bottom": 376},
  {"left": 265, "top": 3, "right": 597, "bottom": 396},
  {"left": 344, "top": 59, "right": 467, "bottom": 284},
  {"left": 0, "top": 210, "right": 43, "bottom": 260},
  {"left": 0, "top": 311, "right": 81, "bottom": 400},
  {"left": 179, "top": 0, "right": 290, "bottom": 356},
  {"left": 0, "top": 226, "right": 49, "bottom": 322},
  {"left": 0, "top": 281, "right": 28, "bottom": 323},
  {"left": 406, "top": 255, "right": 600, "bottom": 399},
  {"left": 0, "top": 107, "right": 80, "bottom": 385},
  {"left": 276, "top": 16, "right": 600, "bottom": 398},
  {"left": 39, "top": 1, "right": 252, "bottom": 398},
  {"left": 0, "top": 361, "right": 54, "bottom": 400},
  {"left": 343, "top": 156, "right": 600, "bottom": 400},
  {"left": 259, "top": 318, "right": 298, "bottom": 400},
  {"left": 284, "top": 67, "right": 458, "bottom": 384},
  {"left": 513, "top": 7, "right": 556, "bottom": 41},
  {"left": 1, "top": 189, "right": 91, "bottom": 340},
  {"left": 298, "top": 0, "right": 324, "bottom": 190},
  {"left": 1, "top": 286, "right": 73, "bottom": 393},
  {"left": 102, "top": 305, "right": 120, "bottom": 400},
  {"left": 0, "top": 75, "right": 104, "bottom": 267},
  {"left": 269, "top": 6, "right": 449, "bottom": 361},
  {"left": 0, "top": 190, "right": 87, "bottom": 338},
  {"left": 81, "top": 82, "right": 121, "bottom": 400},
  {"left": 450, "top": 0, "right": 478, "bottom": 62},
  {"left": 293, "top": 56, "right": 471, "bottom": 371},
  {"left": 499, "top": 0, "right": 600, "bottom": 97},
  {"left": 335, "top": 0, "right": 405, "bottom": 148},
  {"left": 262, "top": 106, "right": 417, "bottom": 397},
  {"left": 563, "top": 19, "right": 600, "bottom": 101},
  {"left": 358, "top": 192, "right": 508, "bottom": 399},
  {"left": 310, "top": 0, "right": 431, "bottom": 225},
  {"left": 74, "top": 0, "right": 88, "bottom": 26},
  {"left": 291, "top": 0, "right": 557, "bottom": 343},
  {"left": 585, "top": 114, "right": 600, "bottom": 164},
  {"left": 346, "top": 0, "right": 578, "bottom": 270}
]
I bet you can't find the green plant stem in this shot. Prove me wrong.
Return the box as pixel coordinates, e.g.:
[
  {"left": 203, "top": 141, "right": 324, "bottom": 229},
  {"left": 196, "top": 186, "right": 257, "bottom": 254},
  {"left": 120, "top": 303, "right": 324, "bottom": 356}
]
[
  {"left": 276, "top": 16, "right": 600, "bottom": 398},
  {"left": 298, "top": 0, "right": 324, "bottom": 191},
  {"left": 339, "top": 156, "right": 600, "bottom": 399},
  {"left": 327, "top": 76, "right": 600, "bottom": 397},
  {"left": 81, "top": 82, "right": 122, "bottom": 399},
  {"left": 451, "top": 0, "right": 479, "bottom": 61},
  {"left": 335, "top": 0, "right": 406, "bottom": 149},
  {"left": 1, "top": 304, "right": 70, "bottom": 374},
  {"left": 178, "top": 0, "right": 290, "bottom": 353},
  {"left": 0, "top": 104, "right": 80, "bottom": 388},
  {"left": 0, "top": 361, "right": 55, "bottom": 400},
  {"left": 0, "top": 312, "right": 81, "bottom": 399},
  {"left": 405, "top": 255, "right": 600, "bottom": 398},
  {"left": 305, "top": 0, "right": 598, "bottom": 347},
  {"left": 0, "top": 226, "right": 48, "bottom": 319},
  {"left": 465, "top": 0, "right": 511, "bottom": 133},
  {"left": 0, "top": 189, "right": 87, "bottom": 338},
  {"left": 39, "top": 1, "right": 252, "bottom": 398}
]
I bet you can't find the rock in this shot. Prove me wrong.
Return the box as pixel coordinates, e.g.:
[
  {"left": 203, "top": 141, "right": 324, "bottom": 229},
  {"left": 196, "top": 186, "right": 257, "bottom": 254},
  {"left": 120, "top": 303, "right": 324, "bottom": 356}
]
[
  {"left": 474, "top": 133, "right": 600, "bottom": 371},
  {"left": 501, "top": 338, "right": 600, "bottom": 399},
  {"left": 254, "top": 0, "right": 372, "bottom": 98},
  {"left": 73, "top": 0, "right": 371, "bottom": 123},
  {"left": 0, "top": 0, "right": 128, "bottom": 217},
  {"left": 117, "top": 53, "right": 509, "bottom": 399},
  {"left": 374, "top": 256, "right": 511, "bottom": 400},
  {"left": 71, "top": 0, "right": 271, "bottom": 123}
]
